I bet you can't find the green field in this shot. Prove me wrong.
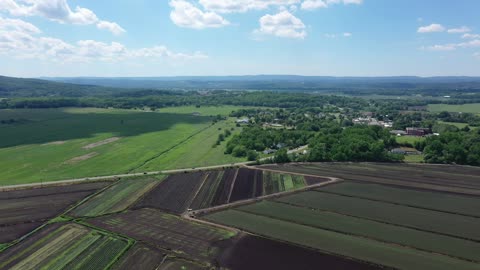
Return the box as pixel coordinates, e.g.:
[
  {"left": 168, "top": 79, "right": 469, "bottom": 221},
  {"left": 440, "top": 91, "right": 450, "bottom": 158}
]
[
  {"left": 428, "top": 103, "right": 480, "bottom": 114},
  {"left": 318, "top": 182, "right": 480, "bottom": 217},
  {"left": 236, "top": 201, "right": 480, "bottom": 262},
  {"left": 71, "top": 177, "right": 163, "bottom": 217},
  {"left": 0, "top": 223, "right": 130, "bottom": 270},
  {"left": 396, "top": 136, "right": 425, "bottom": 145},
  {"left": 204, "top": 209, "right": 479, "bottom": 270},
  {"left": 0, "top": 106, "right": 247, "bottom": 185},
  {"left": 263, "top": 171, "right": 306, "bottom": 195},
  {"left": 276, "top": 191, "right": 480, "bottom": 240}
]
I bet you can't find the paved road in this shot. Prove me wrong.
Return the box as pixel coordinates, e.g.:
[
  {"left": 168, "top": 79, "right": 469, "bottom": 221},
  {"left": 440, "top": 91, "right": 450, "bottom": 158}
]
[{"left": 0, "top": 145, "right": 309, "bottom": 191}]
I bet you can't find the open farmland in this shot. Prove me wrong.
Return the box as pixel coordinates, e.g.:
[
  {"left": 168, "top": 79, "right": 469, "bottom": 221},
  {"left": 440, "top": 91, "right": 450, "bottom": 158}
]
[
  {"left": 88, "top": 208, "right": 235, "bottom": 263},
  {"left": 277, "top": 191, "right": 480, "bottom": 240},
  {"left": 113, "top": 244, "right": 165, "bottom": 270},
  {"left": 0, "top": 107, "right": 246, "bottom": 185},
  {"left": 203, "top": 209, "right": 480, "bottom": 270},
  {"left": 134, "top": 172, "right": 205, "bottom": 214},
  {"left": 0, "top": 182, "right": 108, "bottom": 243},
  {"left": 71, "top": 177, "right": 162, "bottom": 217},
  {"left": 428, "top": 103, "right": 480, "bottom": 114},
  {"left": 319, "top": 181, "right": 480, "bottom": 217},
  {"left": 0, "top": 223, "right": 130, "bottom": 270},
  {"left": 258, "top": 163, "right": 480, "bottom": 195}
]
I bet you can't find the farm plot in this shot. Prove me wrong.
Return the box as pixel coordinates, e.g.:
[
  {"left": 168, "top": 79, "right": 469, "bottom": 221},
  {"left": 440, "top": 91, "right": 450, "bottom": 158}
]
[
  {"left": 277, "top": 191, "right": 480, "bottom": 241},
  {"left": 158, "top": 258, "right": 206, "bottom": 270},
  {"left": 0, "top": 223, "right": 130, "bottom": 270},
  {"left": 190, "top": 171, "right": 224, "bottom": 210},
  {"left": 259, "top": 163, "right": 480, "bottom": 194},
  {"left": 318, "top": 181, "right": 480, "bottom": 217},
  {"left": 71, "top": 177, "right": 161, "bottom": 217},
  {"left": 211, "top": 169, "right": 238, "bottom": 206},
  {"left": 134, "top": 173, "right": 205, "bottom": 214},
  {"left": 263, "top": 171, "right": 307, "bottom": 195},
  {"left": 0, "top": 182, "right": 108, "bottom": 243},
  {"left": 229, "top": 168, "right": 258, "bottom": 202},
  {"left": 237, "top": 201, "right": 480, "bottom": 262},
  {"left": 203, "top": 210, "right": 480, "bottom": 270},
  {"left": 88, "top": 208, "right": 235, "bottom": 262},
  {"left": 217, "top": 234, "right": 380, "bottom": 270},
  {"left": 114, "top": 244, "right": 165, "bottom": 270}
]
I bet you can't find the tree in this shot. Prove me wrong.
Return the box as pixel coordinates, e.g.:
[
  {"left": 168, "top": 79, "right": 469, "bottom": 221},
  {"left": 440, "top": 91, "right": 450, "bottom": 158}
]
[
  {"left": 274, "top": 148, "right": 290, "bottom": 163},
  {"left": 246, "top": 150, "right": 258, "bottom": 161}
]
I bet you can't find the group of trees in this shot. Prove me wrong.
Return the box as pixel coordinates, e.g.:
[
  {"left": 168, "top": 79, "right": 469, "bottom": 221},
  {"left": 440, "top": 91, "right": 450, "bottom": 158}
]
[
  {"left": 437, "top": 111, "right": 480, "bottom": 126},
  {"left": 423, "top": 130, "right": 480, "bottom": 165}
]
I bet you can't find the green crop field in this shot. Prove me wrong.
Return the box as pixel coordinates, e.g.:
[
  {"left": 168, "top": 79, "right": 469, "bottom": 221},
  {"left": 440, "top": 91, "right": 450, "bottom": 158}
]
[
  {"left": 236, "top": 201, "right": 480, "bottom": 262},
  {"left": 0, "top": 106, "right": 248, "bottom": 185},
  {"left": 396, "top": 136, "right": 425, "bottom": 145},
  {"left": 203, "top": 210, "right": 479, "bottom": 270},
  {"left": 70, "top": 177, "right": 163, "bottom": 217},
  {"left": 276, "top": 191, "right": 480, "bottom": 240},
  {"left": 428, "top": 103, "right": 480, "bottom": 114},
  {"left": 318, "top": 182, "right": 480, "bottom": 217}
]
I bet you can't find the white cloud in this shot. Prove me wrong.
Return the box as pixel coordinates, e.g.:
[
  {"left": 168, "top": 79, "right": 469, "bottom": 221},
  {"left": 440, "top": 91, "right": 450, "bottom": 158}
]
[
  {"left": 0, "top": 0, "right": 124, "bottom": 35},
  {"left": 254, "top": 10, "right": 306, "bottom": 39},
  {"left": 447, "top": 26, "right": 471, "bottom": 34},
  {"left": 343, "top": 32, "right": 352, "bottom": 37},
  {"left": 462, "top": 33, "right": 480, "bottom": 39},
  {"left": 96, "top": 21, "right": 126, "bottom": 36},
  {"left": 417, "top": 23, "right": 445, "bottom": 33},
  {"left": 169, "top": 0, "right": 229, "bottom": 29},
  {"left": 424, "top": 44, "right": 456, "bottom": 51},
  {"left": 0, "top": 18, "right": 207, "bottom": 62},
  {"left": 457, "top": 39, "right": 480, "bottom": 48},
  {"left": 198, "top": 0, "right": 301, "bottom": 13},
  {"left": 301, "top": 0, "right": 362, "bottom": 10}
]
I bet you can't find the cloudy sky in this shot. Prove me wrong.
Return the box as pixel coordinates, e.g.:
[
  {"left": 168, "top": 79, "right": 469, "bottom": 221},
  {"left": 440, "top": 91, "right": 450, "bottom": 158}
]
[{"left": 0, "top": 0, "right": 479, "bottom": 77}]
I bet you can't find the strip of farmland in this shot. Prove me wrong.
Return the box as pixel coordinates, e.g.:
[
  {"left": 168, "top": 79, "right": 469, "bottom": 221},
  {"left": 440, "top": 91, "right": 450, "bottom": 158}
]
[
  {"left": 0, "top": 223, "right": 130, "bottom": 270},
  {"left": 259, "top": 163, "right": 480, "bottom": 195},
  {"left": 203, "top": 210, "right": 480, "bottom": 270},
  {"left": 236, "top": 201, "right": 480, "bottom": 262},
  {"left": 88, "top": 208, "right": 235, "bottom": 262},
  {"left": 276, "top": 191, "right": 480, "bottom": 241},
  {"left": 0, "top": 182, "right": 108, "bottom": 243},
  {"left": 134, "top": 173, "right": 204, "bottom": 214},
  {"left": 211, "top": 169, "right": 238, "bottom": 206},
  {"left": 113, "top": 244, "right": 165, "bottom": 270},
  {"left": 190, "top": 171, "right": 224, "bottom": 210},
  {"left": 71, "top": 178, "right": 161, "bottom": 217},
  {"left": 229, "top": 168, "right": 257, "bottom": 202},
  {"left": 318, "top": 181, "right": 480, "bottom": 217}
]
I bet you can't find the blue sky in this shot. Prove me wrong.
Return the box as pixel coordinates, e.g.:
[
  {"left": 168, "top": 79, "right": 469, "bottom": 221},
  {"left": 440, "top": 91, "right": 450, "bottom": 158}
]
[{"left": 0, "top": 0, "right": 479, "bottom": 77}]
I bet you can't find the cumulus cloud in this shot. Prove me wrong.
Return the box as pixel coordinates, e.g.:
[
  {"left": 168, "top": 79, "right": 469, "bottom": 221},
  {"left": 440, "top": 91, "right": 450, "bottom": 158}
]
[
  {"left": 0, "top": 18, "right": 207, "bottom": 62},
  {"left": 0, "top": 0, "right": 124, "bottom": 35},
  {"left": 462, "top": 33, "right": 480, "bottom": 39},
  {"left": 417, "top": 23, "right": 445, "bottom": 33},
  {"left": 96, "top": 21, "right": 126, "bottom": 36},
  {"left": 447, "top": 26, "right": 471, "bottom": 34},
  {"left": 254, "top": 10, "right": 306, "bottom": 39},
  {"left": 198, "top": 0, "right": 301, "bottom": 13},
  {"left": 423, "top": 39, "right": 480, "bottom": 52},
  {"left": 301, "top": 0, "right": 362, "bottom": 10},
  {"left": 169, "top": 0, "right": 229, "bottom": 29}
]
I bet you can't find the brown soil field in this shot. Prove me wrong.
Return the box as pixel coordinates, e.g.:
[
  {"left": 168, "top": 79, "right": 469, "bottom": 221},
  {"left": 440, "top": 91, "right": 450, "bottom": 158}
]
[
  {"left": 0, "top": 182, "right": 108, "bottom": 243},
  {"left": 64, "top": 152, "right": 98, "bottom": 164},
  {"left": 258, "top": 163, "right": 480, "bottom": 195},
  {"left": 190, "top": 171, "right": 223, "bottom": 210},
  {"left": 114, "top": 244, "right": 165, "bottom": 270},
  {"left": 229, "top": 168, "right": 256, "bottom": 202},
  {"left": 82, "top": 137, "right": 120, "bottom": 149},
  {"left": 134, "top": 172, "right": 205, "bottom": 214},
  {"left": 216, "top": 234, "right": 382, "bottom": 270},
  {"left": 211, "top": 169, "right": 237, "bottom": 206},
  {"left": 88, "top": 208, "right": 233, "bottom": 262}
]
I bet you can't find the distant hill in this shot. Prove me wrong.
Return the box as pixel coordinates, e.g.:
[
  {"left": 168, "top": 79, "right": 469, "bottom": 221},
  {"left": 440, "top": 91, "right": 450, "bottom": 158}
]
[
  {"left": 0, "top": 76, "right": 122, "bottom": 97},
  {"left": 45, "top": 75, "right": 480, "bottom": 91}
]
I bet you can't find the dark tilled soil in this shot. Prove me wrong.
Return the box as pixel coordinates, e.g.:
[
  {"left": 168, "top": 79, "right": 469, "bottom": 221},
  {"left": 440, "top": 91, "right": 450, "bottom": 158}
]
[
  {"left": 113, "top": 244, "right": 165, "bottom": 270},
  {"left": 190, "top": 171, "right": 221, "bottom": 210},
  {"left": 134, "top": 172, "right": 205, "bottom": 214},
  {"left": 211, "top": 169, "right": 237, "bottom": 206},
  {"left": 304, "top": 176, "right": 330, "bottom": 186},
  {"left": 0, "top": 182, "right": 108, "bottom": 243},
  {"left": 253, "top": 169, "right": 264, "bottom": 197},
  {"left": 215, "top": 235, "right": 383, "bottom": 270},
  {"left": 229, "top": 168, "right": 256, "bottom": 203}
]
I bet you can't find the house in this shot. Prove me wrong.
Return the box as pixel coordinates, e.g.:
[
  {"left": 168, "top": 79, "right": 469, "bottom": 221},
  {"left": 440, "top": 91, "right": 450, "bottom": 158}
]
[
  {"left": 406, "top": 127, "right": 431, "bottom": 136},
  {"left": 390, "top": 130, "right": 407, "bottom": 136},
  {"left": 263, "top": 149, "right": 276, "bottom": 155},
  {"left": 236, "top": 118, "right": 250, "bottom": 124}
]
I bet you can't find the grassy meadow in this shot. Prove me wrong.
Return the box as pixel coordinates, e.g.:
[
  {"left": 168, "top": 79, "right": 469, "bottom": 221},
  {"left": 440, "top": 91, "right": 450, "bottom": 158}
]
[
  {"left": 428, "top": 103, "right": 480, "bottom": 114},
  {"left": 0, "top": 106, "right": 247, "bottom": 185}
]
